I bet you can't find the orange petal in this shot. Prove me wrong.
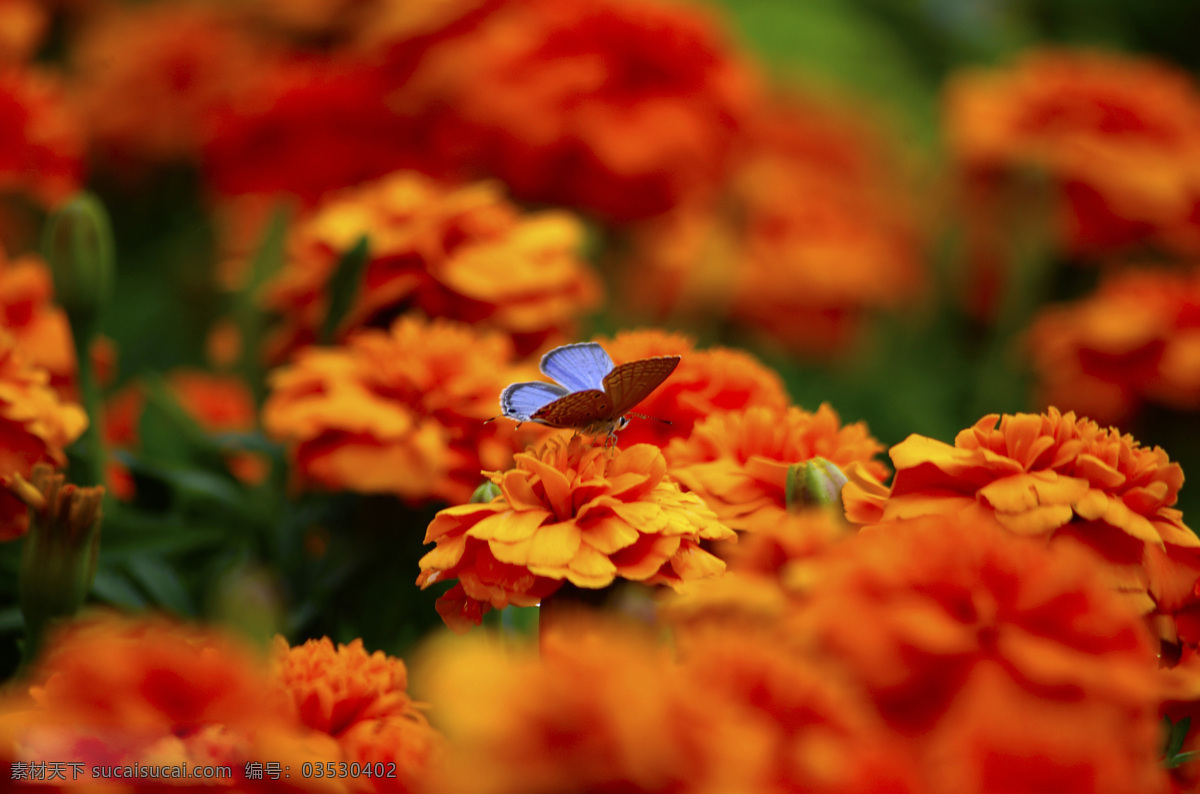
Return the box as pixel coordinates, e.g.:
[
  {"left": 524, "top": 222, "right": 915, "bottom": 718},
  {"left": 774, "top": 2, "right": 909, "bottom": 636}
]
[{"left": 526, "top": 520, "right": 583, "bottom": 568}]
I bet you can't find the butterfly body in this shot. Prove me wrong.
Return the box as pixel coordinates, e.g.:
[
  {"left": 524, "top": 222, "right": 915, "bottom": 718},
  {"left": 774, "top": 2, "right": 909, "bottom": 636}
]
[{"left": 499, "top": 342, "right": 679, "bottom": 440}]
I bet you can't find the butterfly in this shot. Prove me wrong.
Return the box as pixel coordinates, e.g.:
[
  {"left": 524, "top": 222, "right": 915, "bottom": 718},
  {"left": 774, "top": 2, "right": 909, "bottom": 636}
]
[{"left": 498, "top": 342, "right": 680, "bottom": 441}]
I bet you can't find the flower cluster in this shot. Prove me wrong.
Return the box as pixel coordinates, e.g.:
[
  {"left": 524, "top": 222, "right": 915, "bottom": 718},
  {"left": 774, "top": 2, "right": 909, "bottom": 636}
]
[
  {"left": 0, "top": 245, "right": 75, "bottom": 390},
  {"left": 264, "top": 316, "right": 544, "bottom": 506},
  {"left": 0, "top": 615, "right": 439, "bottom": 791},
  {"left": 418, "top": 435, "right": 733, "bottom": 632},
  {"left": 844, "top": 408, "right": 1200, "bottom": 645},
  {"left": 258, "top": 171, "right": 602, "bottom": 362}
]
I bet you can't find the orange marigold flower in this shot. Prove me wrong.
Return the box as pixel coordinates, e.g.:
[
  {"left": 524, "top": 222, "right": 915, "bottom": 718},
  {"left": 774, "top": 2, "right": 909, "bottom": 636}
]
[
  {"left": 665, "top": 404, "right": 888, "bottom": 534},
  {"left": 258, "top": 171, "right": 602, "bottom": 362},
  {"left": 793, "top": 515, "right": 1166, "bottom": 794},
  {"left": 409, "top": 0, "right": 760, "bottom": 222},
  {"left": 1028, "top": 267, "right": 1200, "bottom": 425},
  {"left": 599, "top": 329, "right": 790, "bottom": 448},
  {"left": 271, "top": 636, "right": 422, "bottom": 736},
  {"left": 417, "top": 435, "right": 733, "bottom": 632},
  {"left": 844, "top": 407, "right": 1200, "bottom": 647},
  {"left": 0, "top": 614, "right": 349, "bottom": 780},
  {"left": 625, "top": 94, "right": 925, "bottom": 356},
  {"left": 0, "top": 332, "right": 86, "bottom": 540},
  {"left": 0, "top": 65, "right": 83, "bottom": 204},
  {"left": 945, "top": 49, "right": 1200, "bottom": 258},
  {"left": 71, "top": 3, "right": 267, "bottom": 167},
  {"left": 0, "top": 244, "right": 75, "bottom": 390},
  {"left": 271, "top": 636, "right": 441, "bottom": 792},
  {"left": 263, "top": 316, "right": 543, "bottom": 506},
  {"left": 420, "top": 620, "right": 917, "bottom": 794}
]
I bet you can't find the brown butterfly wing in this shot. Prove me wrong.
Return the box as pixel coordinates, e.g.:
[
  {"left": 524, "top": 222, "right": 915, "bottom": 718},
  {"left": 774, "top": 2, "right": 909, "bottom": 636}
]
[
  {"left": 532, "top": 389, "right": 615, "bottom": 428},
  {"left": 602, "top": 356, "right": 681, "bottom": 416}
]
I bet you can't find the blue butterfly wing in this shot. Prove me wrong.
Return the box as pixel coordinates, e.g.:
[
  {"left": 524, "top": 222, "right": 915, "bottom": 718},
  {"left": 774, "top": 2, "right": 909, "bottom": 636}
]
[
  {"left": 500, "top": 381, "right": 570, "bottom": 422},
  {"left": 539, "top": 342, "right": 614, "bottom": 392}
]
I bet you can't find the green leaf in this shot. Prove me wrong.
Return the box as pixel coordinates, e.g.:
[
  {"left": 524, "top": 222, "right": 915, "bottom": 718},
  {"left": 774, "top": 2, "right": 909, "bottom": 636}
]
[
  {"left": 1167, "top": 751, "right": 1200, "bottom": 770},
  {"left": 124, "top": 556, "right": 194, "bottom": 616},
  {"left": 1170, "top": 716, "right": 1192, "bottom": 758},
  {"left": 234, "top": 204, "right": 290, "bottom": 400},
  {"left": 320, "top": 235, "right": 370, "bottom": 344},
  {"left": 91, "top": 568, "right": 148, "bottom": 609},
  {"left": 0, "top": 606, "right": 24, "bottom": 634}
]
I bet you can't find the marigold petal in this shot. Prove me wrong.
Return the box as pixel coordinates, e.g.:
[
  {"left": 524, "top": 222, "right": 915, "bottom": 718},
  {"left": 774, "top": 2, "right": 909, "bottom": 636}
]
[
  {"left": 993, "top": 504, "right": 1074, "bottom": 536},
  {"left": 1073, "top": 454, "right": 1127, "bottom": 489},
  {"left": 1072, "top": 489, "right": 1109, "bottom": 521},
  {"left": 424, "top": 503, "right": 502, "bottom": 543},
  {"left": 611, "top": 501, "right": 669, "bottom": 535},
  {"left": 522, "top": 454, "right": 573, "bottom": 519},
  {"left": 565, "top": 544, "right": 619, "bottom": 588},
  {"left": 468, "top": 509, "right": 552, "bottom": 543},
  {"left": 500, "top": 470, "right": 545, "bottom": 511},
  {"left": 1099, "top": 497, "right": 1166, "bottom": 548},
  {"left": 418, "top": 534, "right": 469, "bottom": 573},
  {"left": 669, "top": 541, "right": 727, "bottom": 581},
  {"left": 526, "top": 520, "right": 583, "bottom": 568},
  {"left": 580, "top": 515, "right": 641, "bottom": 555},
  {"left": 978, "top": 473, "right": 1088, "bottom": 513},
  {"left": 612, "top": 535, "right": 682, "bottom": 580}
]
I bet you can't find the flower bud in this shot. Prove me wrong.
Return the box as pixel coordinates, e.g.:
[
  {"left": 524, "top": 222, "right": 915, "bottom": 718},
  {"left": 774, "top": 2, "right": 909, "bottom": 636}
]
[
  {"left": 469, "top": 480, "right": 502, "bottom": 503},
  {"left": 42, "top": 193, "right": 116, "bottom": 335},
  {"left": 785, "top": 457, "right": 849, "bottom": 512},
  {"left": 7, "top": 464, "right": 104, "bottom": 658}
]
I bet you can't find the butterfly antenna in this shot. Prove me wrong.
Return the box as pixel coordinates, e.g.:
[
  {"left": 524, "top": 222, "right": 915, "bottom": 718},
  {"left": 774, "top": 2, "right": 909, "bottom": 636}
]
[{"left": 628, "top": 412, "right": 672, "bottom": 425}]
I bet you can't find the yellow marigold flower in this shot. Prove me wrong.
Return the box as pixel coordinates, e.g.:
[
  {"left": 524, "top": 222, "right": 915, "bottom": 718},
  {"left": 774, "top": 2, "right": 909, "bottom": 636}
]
[
  {"left": 665, "top": 405, "right": 888, "bottom": 533},
  {"left": 263, "top": 316, "right": 544, "bottom": 505},
  {"left": 843, "top": 407, "right": 1200, "bottom": 647},
  {"left": 260, "top": 171, "right": 602, "bottom": 362},
  {"left": 0, "top": 332, "right": 87, "bottom": 541},
  {"left": 417, "top": 435, "right": 734, "bottom": 632},
  {"left": 599, "top": 329, "right": 790, "bottom": 448}
]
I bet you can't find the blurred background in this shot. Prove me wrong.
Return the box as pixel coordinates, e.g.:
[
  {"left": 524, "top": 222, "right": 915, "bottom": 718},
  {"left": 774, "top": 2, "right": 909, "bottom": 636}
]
[{"left": 2, "top": 0, "right": 1199, "bottom": 675}]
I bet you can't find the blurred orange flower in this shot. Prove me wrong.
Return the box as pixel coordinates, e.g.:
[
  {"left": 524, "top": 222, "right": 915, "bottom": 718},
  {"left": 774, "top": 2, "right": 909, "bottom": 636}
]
[
  {"left": 626, "top": 95, "right": 925, "bottom": 356},
  {"left": 0, "top": 614, "right": 344, "bottom": 783},
  {"left": 408, "top": 0, "right": 759, "bottom": 222},
  {"left": 844, "top": 408, "right": 1200, "bottom": 646},
  {"left": 0, "top": 0, "right": 45, "bottom": 63},
  {"left": 794, "top": 515, "right": 1166, "bottom": 794},
  {"left": 946, "top": 49, "right": 1200, "bottom": 259},
  {"left": 263, "top": 316, "right": 541, "bottom": 506},
  {"left": 0, "top": 332, "right": 86, "bottom": 540},
  {"left": 420, "top": 619, "right": 914, "bottom": 794},
  {"left": 665, "top": 405, "right": 888, "bottom": 534},
  {"left": 258, "top": 171, "right": 602, "bottom": 362},
  {"left": 1028, "top": 267, "right": 1200, "bottom": 425},
  {"left": 71, "top": 2, "right": 266, "bottom": 168},
  {"left": 0, "top": 244, "right": 75, "bottom": 389},
  {"left": 600, "top": 329, "right": 790, "bottom": 448},
  {"left": 203, "top": 53, "right": 423, "bottom": 204},
  {"left": 417, "top": 435, "right": 733, "bottom": 632},
  {"left": 0, "top": 65, "right": 83, "bottom": 204},
  {"left": 271, "top": 636, "right": 441, "bottom": 792}
]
